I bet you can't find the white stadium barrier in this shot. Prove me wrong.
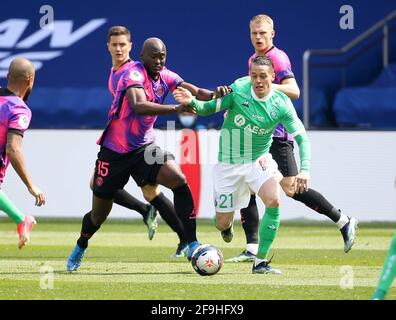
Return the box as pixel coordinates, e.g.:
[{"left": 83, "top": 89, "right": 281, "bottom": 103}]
[{"left": 3, "top": 129, "right": 396, "bottom": 221}]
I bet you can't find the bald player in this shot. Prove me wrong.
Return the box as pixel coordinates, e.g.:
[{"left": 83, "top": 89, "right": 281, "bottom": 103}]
[
  {"left": 0, "top": 57, "right": 46, "bottom": 249},
  {"left": 66, "top": 37, "right": 228, "bottom": 272}
]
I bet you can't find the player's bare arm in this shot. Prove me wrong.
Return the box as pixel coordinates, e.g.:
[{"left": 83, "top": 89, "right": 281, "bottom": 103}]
[
  {"left": 127, "top": 86, "right": 181, "bottom": 115},
  {"left": 271, "top": 77, "right": 300, "bottom": 99},
  {"left": 179, "top": 82, "right": 231, "bottom": 100},
  {"left": 6, "top": 132, "right": 45, "bottom": 206}
]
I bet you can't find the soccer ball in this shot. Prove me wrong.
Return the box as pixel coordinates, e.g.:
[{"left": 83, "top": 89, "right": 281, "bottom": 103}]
[{"left": 191, "top": 244, "right": 223, "bottom": 276}]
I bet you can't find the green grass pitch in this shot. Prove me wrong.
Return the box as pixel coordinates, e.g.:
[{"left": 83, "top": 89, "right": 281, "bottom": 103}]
[{"left": 0, "top": 217, "right": 395, "bottom": 300}]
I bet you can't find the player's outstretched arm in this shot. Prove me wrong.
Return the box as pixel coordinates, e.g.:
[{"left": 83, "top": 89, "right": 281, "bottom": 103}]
[
  {"left": 178, "top": 82, "right": 231, "bottom": 100},
  {"left": 6, "top": 132, "right": 46, "bottom": 206},
  {"left": 173, "top": 87, "right": 231, "bottom": 116},
  {"left": 127, "top": 87, "right": 181, "bottom": 115},
  {"left": 178, "top": 82, "right": 213, "bottom": 101}
]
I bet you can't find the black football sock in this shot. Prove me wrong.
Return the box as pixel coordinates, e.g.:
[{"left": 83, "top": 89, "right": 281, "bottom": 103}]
[
  {"left": 77, "top": 212, "right": 101, "bottom": 248},
  {"left": 114, "top": 189, "right": 149, "bottom": 219},
  {"left": 172, "top": 184, "right": 197, "bottom": 243},
  {"left": 150, "top": 192, "right": 187, "bottom": 243},
  {"left": 240, "top": 195, "right": 259, "bottom": 244},
  {"left": 292, "top": 188, "right": 341, "bottom": 222}
]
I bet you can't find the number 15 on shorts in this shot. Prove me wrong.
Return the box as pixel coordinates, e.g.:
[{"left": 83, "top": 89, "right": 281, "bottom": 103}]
[
  {"left": 215, "top": 193, "right": 234, "bottom": 210},
  {"left": 97, "top": 160, "right": 109, "bottom": 177}
]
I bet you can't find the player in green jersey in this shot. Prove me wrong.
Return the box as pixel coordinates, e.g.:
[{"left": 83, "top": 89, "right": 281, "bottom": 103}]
[
  {"left": 173, "top": 55, "right": 311, "bottom": 274},
  {"left": 228, "top": 14, "right": 357, "bottom": 263},
  {"left": 372, "top": 233, "right": 396, "bottom": 299}
]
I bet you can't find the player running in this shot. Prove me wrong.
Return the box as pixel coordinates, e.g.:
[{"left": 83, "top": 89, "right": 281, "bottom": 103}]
[
  {"left": 173, "top": 55, "right": 311, "bottom": 274},
  {"left": 0, "top": 58, "right": 46, "bottom": 248},
  {"left": 66, "top": 37, "right": 227, "bottom": 272},
  {"left": 226, "top": 14, "right": 358, "bottom": 263},
  {"left": 91, "top": 26, "right": 191, "bottom": 257}
]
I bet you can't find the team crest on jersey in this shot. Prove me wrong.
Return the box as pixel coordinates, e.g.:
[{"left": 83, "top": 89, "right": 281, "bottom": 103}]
[
  {"left": 129, "top": 70, "right": 143, "bottom": 82},
  {"left": 18, "top": 115, "right": 29, "bottom": 129},
  {"left": 269, "top": 109, "right": 278, "bottom": 118},
  {"left": 156, "top": 84, "right": 164, "bottom": 96},
  {"left": 234, "top": 114, "right": 246, "bottom": 127}
]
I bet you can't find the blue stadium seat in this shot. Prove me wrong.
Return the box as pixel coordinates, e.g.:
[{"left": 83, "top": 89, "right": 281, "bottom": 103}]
[
  {"left": 333, "top": 64, "right": 396, "bottom": 129},
  {"left": 29, "top": 87, "right": 111, "bottom": 128}
]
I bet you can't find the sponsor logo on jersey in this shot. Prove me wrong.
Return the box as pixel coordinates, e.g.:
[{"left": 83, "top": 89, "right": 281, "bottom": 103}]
[
  {"left": 242, "top": 101, "right": 249, "bottom": 107},
  {"left": 234, "top": 114, "right": 246, "bottom": 127},
  {"left": 17, "top": 115, "right": 29, "bottom": 129},
  {"left": 244, "top": 124, "right": 272, "bottom": 135},
  {"left": 251, "top": 114, "right": 264, "bottom": 121},
  {"left": 129, "top": 70, "right": 143, "bottom": 82},
  {"left": 234, "top": 114, "right": 272, "bottom": 135}
]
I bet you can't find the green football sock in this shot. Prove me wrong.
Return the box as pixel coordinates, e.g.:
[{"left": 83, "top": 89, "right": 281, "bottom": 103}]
[
  {"left": 257, "top": 207, "right": 280, "bottom": 259},
  {"left": 372, "top": 233, "right": 396, "bottom": 300},
  {"left": 0, "top": 190, "right": 25, "bottom": 225}
]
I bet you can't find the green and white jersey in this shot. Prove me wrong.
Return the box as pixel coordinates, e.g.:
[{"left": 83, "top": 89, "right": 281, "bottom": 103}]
[{"left": 190, "top": 76, "right": 310, "bottom": 171}]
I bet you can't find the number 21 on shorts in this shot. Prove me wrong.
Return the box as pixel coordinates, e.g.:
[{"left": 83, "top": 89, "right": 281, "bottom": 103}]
[{"left": 216, "top": 193, "right": 234, "bottom": 209}]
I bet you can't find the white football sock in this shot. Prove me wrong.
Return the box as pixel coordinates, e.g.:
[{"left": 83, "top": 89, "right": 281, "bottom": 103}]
[
  {"left": 336, "top": 214, "right": 350, "bottom": 229},
  {"left": 246, "top": 243, "right": 258, "bottom": 255}
]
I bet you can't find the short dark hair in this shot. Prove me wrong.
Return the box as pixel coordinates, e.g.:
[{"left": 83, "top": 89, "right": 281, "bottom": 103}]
[
  {"left": 251, "top": 55, "right": 274, "bottom": 70},
  {"left": 107, "top": 26, "right": 131, "bottom": 42}
]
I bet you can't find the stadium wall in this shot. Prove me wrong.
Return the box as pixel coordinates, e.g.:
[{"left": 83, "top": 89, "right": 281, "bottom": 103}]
[
  {"left": 2, "top": 1, "right": 395, "bottom": 129},
  {"left": 3, "top": 130, "right": 396, "bottom": 222}
]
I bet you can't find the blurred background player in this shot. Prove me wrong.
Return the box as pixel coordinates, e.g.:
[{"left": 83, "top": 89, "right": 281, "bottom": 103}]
[
  {"left": 372, "top": 233, "right": 396, "bottom": 300},
  {"left": 66, "top": 37, "right": 228, "bottom": 272},
  {"left": 173, "top": 56, "right": 312, "bottom": 274},
  {"left": 226, "top": 14, "right": 358, "bottom": 262},
  {"left": 0, "top": 57, "right": 46, "bottom": 248}
]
